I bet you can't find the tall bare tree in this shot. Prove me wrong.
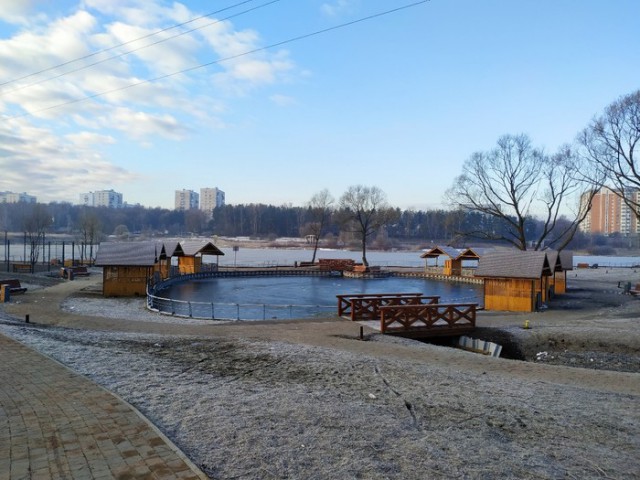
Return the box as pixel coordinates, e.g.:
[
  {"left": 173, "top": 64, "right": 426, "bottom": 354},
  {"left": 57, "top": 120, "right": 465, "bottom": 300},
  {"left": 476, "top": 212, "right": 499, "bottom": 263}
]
[
  {"left": 77, "top": 209, "right": 102, "bottom": 265},
  {"left": 304, "top": 189, "right": 334, "bottom": 263},
  {"left": 579, "top": 89, "right": 640, "bottom": 216},
  {"left": 339, "top": 185, "right": 397, "bottom": 266},
  {"left": 23, "top": 204, "right": 51, "bottom": 271},
  {"left": 446, "top": 134, "right": 598, "bottom": 251}
]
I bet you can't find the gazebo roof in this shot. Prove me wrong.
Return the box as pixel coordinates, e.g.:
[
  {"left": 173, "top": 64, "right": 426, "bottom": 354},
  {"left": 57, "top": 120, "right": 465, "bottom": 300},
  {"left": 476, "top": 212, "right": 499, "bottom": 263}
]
[
  {"left": 172, "top": 240, "right": 225, "bottom": 257},
  {"left": 95, "top": 241, "right": 163, "bottom": 267},
  {"left": 475, "top": 250, "right": 552, "bottom": 279},
  {"left": 420, "top": 246, "right": 481, "bottom": 261}
]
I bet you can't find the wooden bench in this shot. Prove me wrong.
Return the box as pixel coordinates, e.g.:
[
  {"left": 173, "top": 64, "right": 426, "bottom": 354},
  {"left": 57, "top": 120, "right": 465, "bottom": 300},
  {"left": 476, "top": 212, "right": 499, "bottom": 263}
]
[
  {"left": 72, "top": 266, "right": 90, "bottom": 276},
  {"left": 629, "top": 284, "right": 640, "bottom": 296},
  {"left": 0, "top": 279, "right": 27, "bottom": 294},
  {"left": 12, "top": 263, "right": 32, "bottom": 273}
]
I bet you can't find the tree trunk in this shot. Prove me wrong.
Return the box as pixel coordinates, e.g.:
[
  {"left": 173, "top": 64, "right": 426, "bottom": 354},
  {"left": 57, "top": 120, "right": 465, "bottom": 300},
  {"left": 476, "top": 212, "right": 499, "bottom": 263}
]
[{"left": 361, "top": 236, "right": 368, "bottom": 267}]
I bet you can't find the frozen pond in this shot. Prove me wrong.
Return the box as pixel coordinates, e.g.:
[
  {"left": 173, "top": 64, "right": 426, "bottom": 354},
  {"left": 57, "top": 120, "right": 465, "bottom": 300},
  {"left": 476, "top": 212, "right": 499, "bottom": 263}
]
[{"left": 157, "top": 275, "right": 482, "bottom": 321}]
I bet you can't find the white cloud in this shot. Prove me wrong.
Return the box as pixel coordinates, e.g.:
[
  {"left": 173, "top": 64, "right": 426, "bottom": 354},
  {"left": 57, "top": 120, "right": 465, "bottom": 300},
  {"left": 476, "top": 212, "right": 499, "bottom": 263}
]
[
  {"left": 0, "top": 120, "right": 137, "bottom": 203},
  {"left": 270, "top": 94, "right": 296, "bottom": 107},
  {"left": 0, "top": 0, "right": 300, "bottom": 201},
  {"left": 321, "top": 0, "right": 357, "bottom": 17}
]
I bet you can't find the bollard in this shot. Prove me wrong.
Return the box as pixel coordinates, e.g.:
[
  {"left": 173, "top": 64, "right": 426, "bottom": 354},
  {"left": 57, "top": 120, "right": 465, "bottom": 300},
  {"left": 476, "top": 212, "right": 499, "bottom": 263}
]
[
  {"left": 359, "top": 326, "right": 364, "bottom": 340},
  {"left": 25, "top": 314, "right": 30, "bottom": 323}
]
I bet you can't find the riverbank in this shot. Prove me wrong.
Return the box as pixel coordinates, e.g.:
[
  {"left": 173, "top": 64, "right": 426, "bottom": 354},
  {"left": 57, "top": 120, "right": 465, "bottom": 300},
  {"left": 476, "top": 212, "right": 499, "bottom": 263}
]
[{"left": 1, "top": 268, "right": 639, "bottom": 478}]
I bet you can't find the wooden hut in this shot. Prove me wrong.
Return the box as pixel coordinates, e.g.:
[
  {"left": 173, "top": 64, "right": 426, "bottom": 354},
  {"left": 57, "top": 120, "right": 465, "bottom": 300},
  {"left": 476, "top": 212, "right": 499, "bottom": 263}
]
[
  {"left": 420, "top": 246, "right": 480, "bottom": 276},
  {"left": 475, "top": 250, "right": 552, "bottom": 312},
  {"left": 544, "top": 250, "right": 573, "bottom": 296},
  {"left": 95, "top": 241, "right": 167, "bottom": 297},
  {"left": 172, "top": 240, "right": 224, "bottom": 274}
]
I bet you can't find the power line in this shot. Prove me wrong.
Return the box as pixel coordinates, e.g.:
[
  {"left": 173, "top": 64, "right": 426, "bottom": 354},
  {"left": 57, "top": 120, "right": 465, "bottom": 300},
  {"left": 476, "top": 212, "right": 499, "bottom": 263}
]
[
  {"left": 6, "top": 0, "right": 430, "bottom": 120},
  {"left": 0, "top": 0, "right": 267, "bottom": 88},
  {"left": 0, "top": 0, "right": 282, "bottom": 97}
]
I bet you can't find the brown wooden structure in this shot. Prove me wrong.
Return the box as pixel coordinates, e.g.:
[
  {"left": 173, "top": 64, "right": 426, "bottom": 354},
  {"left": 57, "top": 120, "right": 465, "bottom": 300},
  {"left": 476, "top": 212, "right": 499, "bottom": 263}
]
[
  {"left": 379, "top": 303, "right": 477, "bottom": 337},
  {"left": 172, "top": 240, "right": 224, "bottom": 275},
  {"left": 337, "top": 293, "right": 438, "bottom": 321},
  {"left": 95, "top": 241, "right": 169, "bottom": 297},
  {"left": 420, "top": 246, "right": 480, "bottom": 276},
  {"left": 475, "top": 250, "right": 552, "bottom": 312}
]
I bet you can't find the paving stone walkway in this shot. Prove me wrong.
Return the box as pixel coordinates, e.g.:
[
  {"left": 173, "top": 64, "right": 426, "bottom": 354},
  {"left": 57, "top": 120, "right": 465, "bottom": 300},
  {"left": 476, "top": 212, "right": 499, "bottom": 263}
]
[{"left": 0, "top": 333, "right": 208, "bottom": 480}]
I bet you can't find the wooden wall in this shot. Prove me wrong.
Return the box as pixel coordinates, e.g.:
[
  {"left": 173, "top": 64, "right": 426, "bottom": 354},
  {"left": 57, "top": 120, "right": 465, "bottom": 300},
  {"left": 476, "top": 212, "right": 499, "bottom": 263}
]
[
  {"left": 443, "top": 259, "right": 462, "bottom": 276},
  {"left": 102, "top": 266, "right": 153, "bottom": 297},
  {"left": 178, "top": 256, "right": 202, "bottom": 275},
  {"left": 483, "top": 278, "right": 537, "bottom": 312}
]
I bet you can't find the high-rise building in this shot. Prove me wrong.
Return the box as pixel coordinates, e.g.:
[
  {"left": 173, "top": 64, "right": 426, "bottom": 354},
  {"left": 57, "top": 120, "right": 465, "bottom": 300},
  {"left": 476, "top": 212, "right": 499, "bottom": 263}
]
[
  {"left": 580, "top": 187, "right": 640, "bottom": 235},
  {"left": 175, "top": 189, "right": 199, "bottom": 211},
  {"left": 199, "top": 187, "right": 225, "bottom": 217},
  {"left": 79, "top": 190, "right": 123, "bottom": 208},
  {"left": 0, "top": 192, "right": 37, "bottom": 203}
]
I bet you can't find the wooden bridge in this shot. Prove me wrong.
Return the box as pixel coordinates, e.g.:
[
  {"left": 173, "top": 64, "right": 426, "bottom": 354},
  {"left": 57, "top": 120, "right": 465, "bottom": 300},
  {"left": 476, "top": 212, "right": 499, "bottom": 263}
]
[{"left": 337, "top": 292, "right": 477, "bottom": 338}]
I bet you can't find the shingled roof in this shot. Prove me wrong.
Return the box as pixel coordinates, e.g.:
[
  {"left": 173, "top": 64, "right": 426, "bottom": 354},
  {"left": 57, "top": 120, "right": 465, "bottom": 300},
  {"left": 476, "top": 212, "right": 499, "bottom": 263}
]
[
  {"left": 95, "top": 241, "right": 164, "bottom": 267},
  {"left": 172, "top": 240, "right": 225, "bottom": 257},
  {"left": 420, "top": 246, "right": 481, "bottom": 260},
  {"left": 475, "top": 250, "right": 551, "bottom": 279}
]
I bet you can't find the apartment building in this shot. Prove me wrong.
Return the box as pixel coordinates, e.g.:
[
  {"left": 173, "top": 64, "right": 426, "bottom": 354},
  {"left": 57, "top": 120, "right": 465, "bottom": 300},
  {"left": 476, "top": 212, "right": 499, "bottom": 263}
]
[
  {"left": 580, "top": 187, "right": 640, "bottom": 235},
  {"left": 79, "top": 189, "right": 123, "bottom": 208},
  {"left": 0, "top": 191, "right": 37, "bottom": 203},
  {"left": 175, "top": 189, "right": 199, "bottom": 211},
  {"left": 199, "top": 187, "right": 225, "bottom": 217}
]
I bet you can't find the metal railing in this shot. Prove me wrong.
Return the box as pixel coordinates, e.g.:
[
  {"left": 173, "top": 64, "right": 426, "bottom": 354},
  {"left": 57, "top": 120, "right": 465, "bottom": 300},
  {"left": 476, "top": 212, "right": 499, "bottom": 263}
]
[
  {"left": 146, "top": 293, "right": 334, "bottom": 321},
  {"left": 147, "top": 270, "right": 335, "bottom": 321}
]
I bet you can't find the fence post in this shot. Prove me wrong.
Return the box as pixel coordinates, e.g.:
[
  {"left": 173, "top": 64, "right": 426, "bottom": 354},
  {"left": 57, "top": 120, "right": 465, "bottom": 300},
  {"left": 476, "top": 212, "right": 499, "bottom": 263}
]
[
  {"left": 188, "top": 302, "right": 192, "bottom": 318},
  {"left": 211, "top": 303, "right": 215, "bottom": 319},
  {"left": 236, "top": 303, "right": 240, "bottom": 321}
]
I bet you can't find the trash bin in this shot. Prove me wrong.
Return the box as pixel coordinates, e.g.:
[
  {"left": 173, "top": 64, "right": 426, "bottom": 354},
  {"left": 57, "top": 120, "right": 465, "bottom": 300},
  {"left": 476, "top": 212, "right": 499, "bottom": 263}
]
[{"left": 0, "top": 284, "right": 10, "bottom": 303}]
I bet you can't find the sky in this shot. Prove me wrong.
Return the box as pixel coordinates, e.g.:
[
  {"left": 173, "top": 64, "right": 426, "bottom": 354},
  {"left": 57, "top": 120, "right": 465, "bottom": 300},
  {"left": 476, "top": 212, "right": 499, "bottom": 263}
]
[{"left": 0, "top": 0, "right": 639, "bottom": 211}]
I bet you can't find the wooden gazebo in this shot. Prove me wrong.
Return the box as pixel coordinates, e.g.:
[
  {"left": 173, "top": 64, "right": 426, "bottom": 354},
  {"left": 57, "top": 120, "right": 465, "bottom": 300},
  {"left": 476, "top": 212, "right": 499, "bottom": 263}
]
[
  {"left": 545, "top": 250, "right": 573, "bottom": 296},
  {"left": 474, "top": 250, "right": 552, "bottom": 312},
  {"left": 172, "top": 240, "right": 224, "bottom": 274},
  {"left": 95, "top": 241, "right": 168, "bottom": 297},
  {"left": 420, "top": 246, "right": 481, "bottom": 276}
]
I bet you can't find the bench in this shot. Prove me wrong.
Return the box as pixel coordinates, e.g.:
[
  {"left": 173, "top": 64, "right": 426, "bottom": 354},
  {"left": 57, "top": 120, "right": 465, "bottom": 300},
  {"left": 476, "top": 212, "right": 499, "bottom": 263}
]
[
  {"left": 60, "top": 266, "right": 90, "bottom": 279},
  {"left": 0, "top": 279, "right": 27, "bottom": 294},
  {"left": 629, "top": 284, "right": 640, "bottom": 296},
  {"left": 12, "top": 263, "right": 32, "bottom": 273}
]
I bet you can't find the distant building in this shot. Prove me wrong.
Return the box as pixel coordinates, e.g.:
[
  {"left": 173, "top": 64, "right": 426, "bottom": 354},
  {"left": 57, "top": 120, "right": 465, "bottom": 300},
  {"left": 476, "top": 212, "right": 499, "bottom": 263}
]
[
  {"left": 79, "top": 190, "right": 123, "bottom": 208},
  {"left": 0, "top": 192, "right": 37, "bottom": 204},
  {"left": 580, "top": 187, "right": 640, "bottom": 235},
  {"left": 175, "top": 189, "right": 199, "bottom": 211},
  {"left": 199, "top": 187, "right": 225, "bottom": 217}
]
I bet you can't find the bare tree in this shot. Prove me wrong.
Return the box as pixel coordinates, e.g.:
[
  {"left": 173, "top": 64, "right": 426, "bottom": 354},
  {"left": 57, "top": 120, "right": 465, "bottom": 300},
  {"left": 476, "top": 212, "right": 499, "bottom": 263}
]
[
  {"left": 23, "top": 204, "right": 51, "bottom": 271},
  {"left": 305, "top": 189, "right": 334, "bottom": 263},
  {"left": 77, "top": 209, "right": 102, "bottom": 265},
  {"left": 338, "top": 185, "right": 397, "bottom": 266},
  {"left": 446, "top": 134, "right": 598, "bottom": 251},
  {"left": 579, "top": 89, "right": 640, "bottom": 215}
]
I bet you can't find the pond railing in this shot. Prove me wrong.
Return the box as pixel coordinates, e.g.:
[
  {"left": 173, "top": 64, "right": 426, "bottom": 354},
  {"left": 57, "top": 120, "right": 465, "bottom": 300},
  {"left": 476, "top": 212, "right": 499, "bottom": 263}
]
[{"left": 147, "top": 269, "right": 335, "bottom": 321}]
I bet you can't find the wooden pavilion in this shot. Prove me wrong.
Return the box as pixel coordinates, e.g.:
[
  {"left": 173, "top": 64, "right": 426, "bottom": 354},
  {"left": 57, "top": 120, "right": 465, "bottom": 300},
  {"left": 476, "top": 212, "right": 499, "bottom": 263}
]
[
  {"left": 474, "top": 250, "right": 552, "bottom": 312},
  {"left": 545, "top": 250, "right": 573, "bottom": 296},
  {"left": 420, "top": 246, "right": 481, "bottom": 276},
  {"left": 172, "top": 240, "right": 225, "bottom": 274},
  {"left": 95, "top": 241, "right": 168, "bottom": 297}
]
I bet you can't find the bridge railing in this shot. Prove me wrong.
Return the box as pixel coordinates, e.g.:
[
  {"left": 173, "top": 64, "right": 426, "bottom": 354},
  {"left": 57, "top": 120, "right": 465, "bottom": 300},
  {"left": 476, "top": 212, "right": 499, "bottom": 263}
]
[
  {"left": 336, "top": 293, "right": 439, "bottom": 320},
  {"left": 379, "top": 303, "right": 477, "bottom": 335}
]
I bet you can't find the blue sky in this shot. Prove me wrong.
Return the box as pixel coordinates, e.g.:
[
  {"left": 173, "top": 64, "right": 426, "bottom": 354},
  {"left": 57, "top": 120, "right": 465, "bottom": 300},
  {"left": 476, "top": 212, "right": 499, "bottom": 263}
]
[{"left": 0, "top": 0, "right": 638, "bottom": 211}]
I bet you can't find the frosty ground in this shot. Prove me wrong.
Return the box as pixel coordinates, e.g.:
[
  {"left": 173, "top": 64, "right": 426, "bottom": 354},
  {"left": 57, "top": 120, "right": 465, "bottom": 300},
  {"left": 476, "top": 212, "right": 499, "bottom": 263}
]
[{"left": 1, "top": 268, "right": 639, "bottom": 479}]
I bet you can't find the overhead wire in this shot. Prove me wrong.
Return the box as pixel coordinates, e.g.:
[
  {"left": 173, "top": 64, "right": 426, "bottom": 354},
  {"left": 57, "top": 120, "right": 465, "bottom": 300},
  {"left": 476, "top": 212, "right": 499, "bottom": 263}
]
[
  {"left": 0, "top": 0, "right": 269, "bottom": 89},
  {"left": 5, "top": 0, "right": 430, "bottom": 120}
]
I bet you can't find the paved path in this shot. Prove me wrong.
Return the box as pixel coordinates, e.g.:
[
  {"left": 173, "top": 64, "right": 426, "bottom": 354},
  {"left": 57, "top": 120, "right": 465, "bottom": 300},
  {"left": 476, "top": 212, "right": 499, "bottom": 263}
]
[{"left": 0, "top": 333, "right": 208, "bottom": 480}]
